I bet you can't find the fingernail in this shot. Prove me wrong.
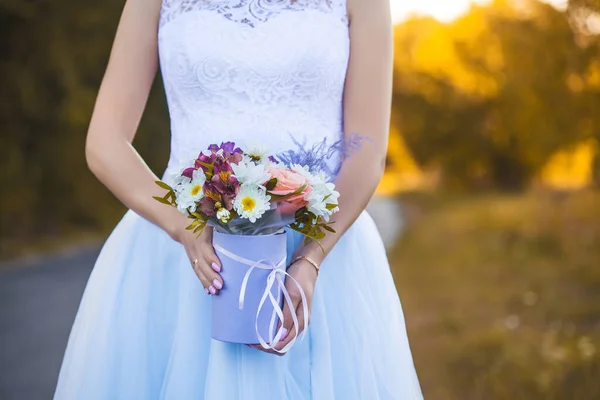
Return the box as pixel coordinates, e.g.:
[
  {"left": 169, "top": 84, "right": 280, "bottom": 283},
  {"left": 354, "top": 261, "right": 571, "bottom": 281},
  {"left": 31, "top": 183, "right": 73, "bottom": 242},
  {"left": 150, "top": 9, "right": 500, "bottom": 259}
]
[
  {"left": 213, "top": 279, "right": 223, "bottom": 290},
  {"left": 209, "top": 286, "right": 217, "bottom": 295},
  {"left": 205, "top": 288, "right": 209, "bottom": 294},
  {"left": 212, "top": 262, "right": 221, "bottom": 272},
  {"left": 280, "top": 327, "right": 288, "bottom": 341}
]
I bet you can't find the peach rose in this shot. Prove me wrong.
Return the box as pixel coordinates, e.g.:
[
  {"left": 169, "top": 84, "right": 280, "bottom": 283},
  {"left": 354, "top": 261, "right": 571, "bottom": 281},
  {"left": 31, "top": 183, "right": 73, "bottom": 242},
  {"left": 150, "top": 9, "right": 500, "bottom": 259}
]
[{"left": 268, "top": 168, "right": 312, "bottom": 212}]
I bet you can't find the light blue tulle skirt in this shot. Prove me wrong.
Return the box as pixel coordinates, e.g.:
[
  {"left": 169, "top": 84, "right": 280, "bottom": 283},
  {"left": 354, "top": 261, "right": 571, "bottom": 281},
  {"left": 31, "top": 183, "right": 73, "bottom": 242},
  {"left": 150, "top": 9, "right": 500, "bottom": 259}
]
[{"left": 54, "top": 210, "right": 422, "bottom": 399}]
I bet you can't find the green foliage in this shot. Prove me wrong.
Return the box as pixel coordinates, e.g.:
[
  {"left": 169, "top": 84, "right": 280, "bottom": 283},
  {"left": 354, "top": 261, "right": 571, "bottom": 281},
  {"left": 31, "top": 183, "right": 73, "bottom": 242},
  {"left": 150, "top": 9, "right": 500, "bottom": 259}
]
[
  {"left": 288, "top": 207, "right": 335, "bottom": 250},
  {"left": 391, "top": 190, "right": 600, "bottom": 399}
]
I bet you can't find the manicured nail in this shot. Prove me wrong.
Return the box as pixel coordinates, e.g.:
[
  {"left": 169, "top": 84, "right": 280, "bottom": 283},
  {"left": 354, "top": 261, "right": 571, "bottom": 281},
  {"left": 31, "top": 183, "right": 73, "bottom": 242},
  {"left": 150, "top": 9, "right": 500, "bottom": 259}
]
[
  {"left": 212, "top": 262, "right": 221, "bottom": 272},
  {"left": 213, "top": 279, "right": 223, "bottom": 290},
  {"left": 280, "top": 328, "right": 288, "bottom": 341},
  {"left": 205, "top": 288, "right": 209, "bottom": 294},
  {"left": 209, "top": 286, "right": 217, "bottom": 295}
]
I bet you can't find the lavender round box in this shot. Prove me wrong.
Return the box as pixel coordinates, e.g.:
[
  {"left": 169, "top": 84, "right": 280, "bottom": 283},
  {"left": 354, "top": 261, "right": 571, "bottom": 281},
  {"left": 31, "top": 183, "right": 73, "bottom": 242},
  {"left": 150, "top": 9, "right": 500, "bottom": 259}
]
[{"left": 211, "top": 230, "right": 287, "bottom": 344}]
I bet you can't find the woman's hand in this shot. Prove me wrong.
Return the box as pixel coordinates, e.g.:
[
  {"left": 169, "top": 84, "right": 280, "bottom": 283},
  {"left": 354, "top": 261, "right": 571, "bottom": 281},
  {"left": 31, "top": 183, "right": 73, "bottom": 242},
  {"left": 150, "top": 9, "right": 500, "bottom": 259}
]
[
  {"left": 249, "top": 258, "right": 317, "bottom": 354},
  {"left": 173, "top": 222, "right": 224, "bottom": 295}
]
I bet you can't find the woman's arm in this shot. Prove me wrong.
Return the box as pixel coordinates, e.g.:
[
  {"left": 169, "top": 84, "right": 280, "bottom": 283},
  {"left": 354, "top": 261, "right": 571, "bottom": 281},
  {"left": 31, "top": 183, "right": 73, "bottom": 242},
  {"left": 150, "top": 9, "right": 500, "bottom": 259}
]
[
  {"left": 85, "top": 0, "right": 182, "bottom": 236},
  {"left": 86, "top": 0, "right": 223, "bottom": 293},
  {"left": 273, "top": 0, "right": 393, "bottom": 351},
  {"left": 298, "top": 0, "right": 393, "bottom": 264}
]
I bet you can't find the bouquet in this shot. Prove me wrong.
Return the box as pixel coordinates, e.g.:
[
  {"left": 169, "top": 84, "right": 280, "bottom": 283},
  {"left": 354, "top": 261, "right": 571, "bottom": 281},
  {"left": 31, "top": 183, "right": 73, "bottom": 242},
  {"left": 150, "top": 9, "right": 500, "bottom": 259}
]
[{"left": 154, "top": 142, "right": 340, "bottom": 352}]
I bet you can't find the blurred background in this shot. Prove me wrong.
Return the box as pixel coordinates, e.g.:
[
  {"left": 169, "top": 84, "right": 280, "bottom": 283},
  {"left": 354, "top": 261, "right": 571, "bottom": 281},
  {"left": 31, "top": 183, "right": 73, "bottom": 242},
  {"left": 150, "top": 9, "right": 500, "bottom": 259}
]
[{"left": 1, "top": 0, "right": 600, "bottom": 398}]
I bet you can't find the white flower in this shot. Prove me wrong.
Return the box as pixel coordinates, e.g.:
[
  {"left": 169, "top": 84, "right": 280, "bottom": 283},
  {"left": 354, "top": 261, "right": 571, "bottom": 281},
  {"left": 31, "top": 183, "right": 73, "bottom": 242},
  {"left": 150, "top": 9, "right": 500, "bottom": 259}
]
[
  {"left": 169, "top": 158, "right": 195, "bottom": 186},
  {"left": 290, "top": 164, "right": 312, "bottom": 180},
  {"left": 216, "top": 208, "right": 231, "bottom": 224},
  {"left": 290, "top": 164, "right": 339, "bottom": 219},
  {"left": 306, "top": 182, "right": 339, "bottom": 221},
  {"left": 175, "top": 169, "right": 206, "bottom": 214},
  {"left": 290, "top": 164, "right": 328, "bottom": 186},
  {"left": 171, "top": 173, "right": 190, "bottom": 189},
  {"left": 233, "top": 184, "right": 271, "bottom": 223},
  {"left": 231, "top": 160, "right": 271, "bottom": 188},
  {"left": 244, "top": 143, "right": 272, "bottom": 165}
]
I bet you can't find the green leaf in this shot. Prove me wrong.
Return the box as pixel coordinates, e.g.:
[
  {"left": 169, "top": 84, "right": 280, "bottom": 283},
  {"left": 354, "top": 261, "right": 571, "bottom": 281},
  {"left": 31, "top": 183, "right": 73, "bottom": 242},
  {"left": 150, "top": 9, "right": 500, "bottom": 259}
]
[
  {"left": 153, "top": 196, "right": 173, "bottom": 205},
  {"left": 322, "top": 225, "right": 336, "bottom": 233},
  {"left": 325, "top": 203, "right": 338, "bottom": 211},
  {"left": 269, "top": 184, "right": 307, "bottom": 200},
  {"left": 155, "top": 181, "right": 174, "bottom": 191},
  {"left": 265, "top": 178, "right": 278, "bottom": 191},
  {"left": 196, "top": 161, "right": 214, "bottom": 171}
]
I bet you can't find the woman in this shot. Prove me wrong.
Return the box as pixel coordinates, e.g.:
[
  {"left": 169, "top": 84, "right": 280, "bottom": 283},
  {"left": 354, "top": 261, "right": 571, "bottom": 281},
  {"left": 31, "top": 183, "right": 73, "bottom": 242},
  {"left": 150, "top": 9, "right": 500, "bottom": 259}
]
[{"left": 55, "top": 0, "right": 423, "bottom": 398}]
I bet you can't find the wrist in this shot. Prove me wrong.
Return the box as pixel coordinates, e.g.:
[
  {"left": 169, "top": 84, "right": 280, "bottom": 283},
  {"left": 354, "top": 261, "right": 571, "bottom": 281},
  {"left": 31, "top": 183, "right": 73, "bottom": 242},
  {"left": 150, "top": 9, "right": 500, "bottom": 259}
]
[
  {"left": 289, "top": 255, "right": 320, "bottom": 276},
  {"left": 163, "top": 212, "right": 188, "bottom": 242},
  {"left": 297, "top": 245, "right": 326, "bottom": 266}
]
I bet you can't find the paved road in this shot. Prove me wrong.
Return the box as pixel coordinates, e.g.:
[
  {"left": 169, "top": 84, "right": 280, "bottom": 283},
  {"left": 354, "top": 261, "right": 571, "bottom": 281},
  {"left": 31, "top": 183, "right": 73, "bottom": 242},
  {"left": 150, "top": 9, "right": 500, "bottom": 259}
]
[
  {"left": 0, "top": 245, "right": 100, "bottom": 400},
  {"left": 0, "top": 197, "right": 401, "bottom": 400}
]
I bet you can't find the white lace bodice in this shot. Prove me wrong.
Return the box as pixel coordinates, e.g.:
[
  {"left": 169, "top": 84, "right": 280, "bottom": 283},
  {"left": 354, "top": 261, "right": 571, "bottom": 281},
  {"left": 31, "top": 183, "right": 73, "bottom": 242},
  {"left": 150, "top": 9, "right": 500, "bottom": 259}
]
[{"left": 158, "top": 0, "right": 350, "bottom": 177}]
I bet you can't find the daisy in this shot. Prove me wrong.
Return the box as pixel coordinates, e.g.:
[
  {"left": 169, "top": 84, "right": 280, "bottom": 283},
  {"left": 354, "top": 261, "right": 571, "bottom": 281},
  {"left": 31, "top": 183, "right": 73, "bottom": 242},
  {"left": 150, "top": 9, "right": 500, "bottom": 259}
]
[
  {"left": 244, "top": 143, "right": 272, "bottom": 165},
  {"left": 216, "top": 208, "right": 231, "bottom": 224},
  {"left": 290, "top": 164, "right": 328, "bottom": 186},
  {"left": 231, "top": 160, "right": 271, "bottom": 188},
  {"left": 306, "top": 181, "right": 339, "bottom": 221},
  {"left": 233, "top": 184, "right": 271, "bottom": 223},
  {"left": 289, "top": 164, "right": 339, "bottom": 219},
  {"left": 290, "top": 164, "right": 313, "bottom": 182},
  {"left": 175, "top": 168, "right": 206, "bottom": 213}
]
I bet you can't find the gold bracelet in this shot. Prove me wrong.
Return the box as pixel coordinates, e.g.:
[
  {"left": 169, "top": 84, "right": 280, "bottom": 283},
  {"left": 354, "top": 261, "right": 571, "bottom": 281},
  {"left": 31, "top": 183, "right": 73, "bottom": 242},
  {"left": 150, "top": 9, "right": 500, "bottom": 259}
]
[{"left": 289, "top": 256, "right": 320, "bottom": 274}]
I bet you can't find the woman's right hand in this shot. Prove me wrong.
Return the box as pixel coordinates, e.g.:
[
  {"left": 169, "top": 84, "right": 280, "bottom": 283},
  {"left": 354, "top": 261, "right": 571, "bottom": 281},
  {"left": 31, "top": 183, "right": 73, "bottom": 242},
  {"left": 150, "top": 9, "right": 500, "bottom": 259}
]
[{"left": 171, "top": 221, "right": 224, "bottom": 295}]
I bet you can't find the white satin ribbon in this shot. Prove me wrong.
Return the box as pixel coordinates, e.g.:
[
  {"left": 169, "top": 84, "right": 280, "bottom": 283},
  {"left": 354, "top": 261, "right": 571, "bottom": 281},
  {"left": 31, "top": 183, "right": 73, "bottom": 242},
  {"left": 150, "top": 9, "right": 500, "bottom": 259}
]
[{"left": 213, "top": 243, "right": 308, "bottom": 354}]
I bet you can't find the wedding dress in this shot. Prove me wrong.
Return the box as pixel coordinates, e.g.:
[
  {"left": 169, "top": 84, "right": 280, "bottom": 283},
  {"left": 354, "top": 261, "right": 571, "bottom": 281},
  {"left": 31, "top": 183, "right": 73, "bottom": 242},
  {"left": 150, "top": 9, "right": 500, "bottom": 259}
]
[{"left": 54, "top": 1, "right": 423, "bottom": 398}]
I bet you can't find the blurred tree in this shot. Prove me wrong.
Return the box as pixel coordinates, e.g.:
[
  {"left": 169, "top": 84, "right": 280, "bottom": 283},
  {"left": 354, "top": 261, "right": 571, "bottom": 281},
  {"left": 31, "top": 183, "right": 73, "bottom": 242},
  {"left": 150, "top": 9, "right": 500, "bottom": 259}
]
[
  {"left": 392, "top": 0, "right": 598, "bottom": 190},
  {"left": 567, "top": 0, "right": 600, "bottom": 186},
  {"left": 0, "top": 0, "right": 169, "bottom": 255}
]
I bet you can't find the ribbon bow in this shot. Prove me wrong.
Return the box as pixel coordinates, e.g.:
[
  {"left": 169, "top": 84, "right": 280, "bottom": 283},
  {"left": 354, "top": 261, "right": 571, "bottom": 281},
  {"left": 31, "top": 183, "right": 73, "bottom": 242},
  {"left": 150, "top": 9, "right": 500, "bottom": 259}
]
[{"left": 213, "top": 244, "right": 309, "bottom": 354}]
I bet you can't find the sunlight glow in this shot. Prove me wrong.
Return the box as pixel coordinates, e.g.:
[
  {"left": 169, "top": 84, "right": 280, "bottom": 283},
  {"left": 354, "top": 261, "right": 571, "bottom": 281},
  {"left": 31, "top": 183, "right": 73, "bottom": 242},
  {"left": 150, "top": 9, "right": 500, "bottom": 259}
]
[{"left": 390, "top": 0, "right": 569, "bottom": 23}]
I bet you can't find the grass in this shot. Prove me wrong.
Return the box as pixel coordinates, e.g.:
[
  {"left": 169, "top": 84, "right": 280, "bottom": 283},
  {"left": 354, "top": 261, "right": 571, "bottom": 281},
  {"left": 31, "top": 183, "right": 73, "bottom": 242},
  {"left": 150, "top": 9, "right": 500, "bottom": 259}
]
[{"left": 390, "top": 189, "right": 600, "bottom": 400}]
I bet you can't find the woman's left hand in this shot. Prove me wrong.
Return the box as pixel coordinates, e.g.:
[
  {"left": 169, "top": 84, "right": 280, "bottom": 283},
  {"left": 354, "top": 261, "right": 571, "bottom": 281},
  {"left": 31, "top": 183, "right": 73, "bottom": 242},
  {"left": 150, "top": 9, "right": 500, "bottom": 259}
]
[{"left": 249, "top": 258, "right": 317, "bottom": 354}]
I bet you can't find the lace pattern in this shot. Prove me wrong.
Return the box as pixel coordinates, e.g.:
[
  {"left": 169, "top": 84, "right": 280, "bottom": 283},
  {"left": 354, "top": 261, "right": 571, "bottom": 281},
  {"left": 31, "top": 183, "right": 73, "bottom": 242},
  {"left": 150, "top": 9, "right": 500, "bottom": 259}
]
[
  {"left": 159, "top": 0, "right": 348, "bottom": 28},
  {"left": 158, "top": 0, "right": 350, "bottom": 177}
]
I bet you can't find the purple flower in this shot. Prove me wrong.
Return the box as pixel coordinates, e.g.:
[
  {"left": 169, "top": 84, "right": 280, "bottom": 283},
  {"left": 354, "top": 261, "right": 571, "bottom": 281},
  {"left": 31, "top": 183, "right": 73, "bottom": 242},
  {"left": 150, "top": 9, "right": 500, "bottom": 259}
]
[
  {"left": 181, "top": 167, "right": 195, "bottom": 178},
  {"left": 198, "top": 196, "right": 217, "bottom": 216},
  {"left": 207, "top": 144, "right": 220, "bottom": 153},
  {"left": 229, "top": 152, "right": 243, "bottom": 164},
  {"left": 207, "top": 142, "right": 242, "bottom": 155},
  {"left": 210, "top": 159, "right": 240, "bottom": 198},
  {"left": 221, "top": 193, "right": 235, "bottom": 211},
  {"left": 195, "top": 152, "right": 217, "bottom": 174},
  {"left": 219, "top": 142, "right": 236, "bottom": 154},
  {"left": 213, "top": 158, "right": 233, "bottom": 179}
]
